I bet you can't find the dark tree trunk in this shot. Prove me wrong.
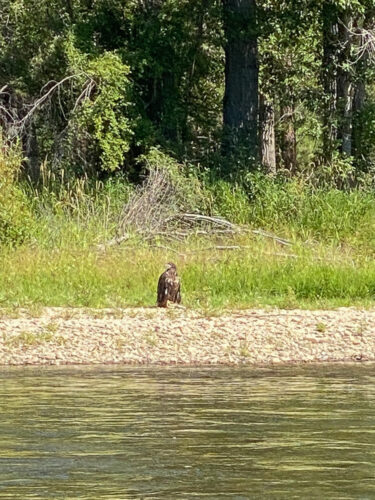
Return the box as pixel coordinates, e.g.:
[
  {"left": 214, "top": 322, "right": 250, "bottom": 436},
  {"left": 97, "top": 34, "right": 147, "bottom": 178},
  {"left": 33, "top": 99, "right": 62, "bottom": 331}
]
[
  {"left": 280, "top": 105, "right": 297, "bottom": 173},
  {"left": 222, "top": 0, "right": 258, "bottom": 166},
  {"left": 322, "top": 5, "right": 356, "bottom": 159},
  {"left": 259, "top": 94, "right": 276, "bottom": 174}
]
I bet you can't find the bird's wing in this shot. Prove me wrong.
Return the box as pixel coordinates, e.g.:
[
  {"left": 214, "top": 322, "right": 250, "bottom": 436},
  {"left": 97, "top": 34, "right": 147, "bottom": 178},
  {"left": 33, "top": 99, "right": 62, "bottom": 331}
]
[{"left": 157, "top": 274, "right": 168, "bottom": 305}]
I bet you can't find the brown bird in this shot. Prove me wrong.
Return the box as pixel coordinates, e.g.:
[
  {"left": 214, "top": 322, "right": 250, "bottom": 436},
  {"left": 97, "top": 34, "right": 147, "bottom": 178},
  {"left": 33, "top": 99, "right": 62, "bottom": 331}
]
[{"left": 157, "top": 262, "right": 181, "bottom": 307}]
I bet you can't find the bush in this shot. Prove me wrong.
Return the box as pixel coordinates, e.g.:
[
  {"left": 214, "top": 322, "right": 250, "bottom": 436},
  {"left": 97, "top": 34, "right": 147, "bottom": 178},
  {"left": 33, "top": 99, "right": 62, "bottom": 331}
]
[
  {"left": 0, "top": 137, "right": 34, "bottom": 246},
  {"left": 119, "top": 149, "right": 211, "bottom": 236}
]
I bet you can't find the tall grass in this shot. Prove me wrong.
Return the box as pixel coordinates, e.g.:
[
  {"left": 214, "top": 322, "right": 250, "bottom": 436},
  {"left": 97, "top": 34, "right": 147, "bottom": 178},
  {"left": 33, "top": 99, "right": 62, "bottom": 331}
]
[
  {"left": 0, "top": 242, "right": 374, "bottom": 309},
  {"left": 2, "top": 141, "right": 375, "bottom": 309},
  {"left": 210, "top": 174, "right": 375, "bottom": 250},
  {"left": 24, "top": 164, "right": 131, "bottom": 248}
]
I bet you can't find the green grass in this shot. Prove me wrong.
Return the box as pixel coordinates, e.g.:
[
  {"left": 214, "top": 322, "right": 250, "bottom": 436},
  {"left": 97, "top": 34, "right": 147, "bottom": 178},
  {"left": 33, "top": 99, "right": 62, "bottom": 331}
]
[
  {"left": 2, "top": 147, "right": 375, "bottom": 310},
  {"left": 0, "top": 236, "right": 374, "bottom": 310},
  {"left": 3, "top": 329, "right": 66, "bottom": 347}
]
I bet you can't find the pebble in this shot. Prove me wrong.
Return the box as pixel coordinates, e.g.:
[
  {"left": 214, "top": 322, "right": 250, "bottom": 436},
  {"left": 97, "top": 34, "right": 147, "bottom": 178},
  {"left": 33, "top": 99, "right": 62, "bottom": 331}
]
[{"left": 0, "top": 306, "right": 375, "bottom": 366}]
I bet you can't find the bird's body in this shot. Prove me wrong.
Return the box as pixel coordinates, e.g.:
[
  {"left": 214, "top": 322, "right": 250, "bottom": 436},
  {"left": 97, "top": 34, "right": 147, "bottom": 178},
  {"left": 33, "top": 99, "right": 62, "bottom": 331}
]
[{"left": 157, "top": 262, "right": 181, "bottom": 307}]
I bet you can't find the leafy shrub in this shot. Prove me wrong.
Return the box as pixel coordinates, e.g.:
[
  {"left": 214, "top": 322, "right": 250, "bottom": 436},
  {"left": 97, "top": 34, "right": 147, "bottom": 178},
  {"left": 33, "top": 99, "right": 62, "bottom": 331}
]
[
  {"left": 74, "top": 52, "right": 136, "bottom": 172},
  {"left": 0, "top": 137, "right": 34, "bottom": 245}
]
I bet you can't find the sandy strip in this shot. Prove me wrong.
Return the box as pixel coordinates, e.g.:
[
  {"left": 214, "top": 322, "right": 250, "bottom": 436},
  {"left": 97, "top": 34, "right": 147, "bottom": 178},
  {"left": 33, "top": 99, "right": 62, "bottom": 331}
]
[{"left": 0, "top": 307, "right": 373, "bottom": 366}]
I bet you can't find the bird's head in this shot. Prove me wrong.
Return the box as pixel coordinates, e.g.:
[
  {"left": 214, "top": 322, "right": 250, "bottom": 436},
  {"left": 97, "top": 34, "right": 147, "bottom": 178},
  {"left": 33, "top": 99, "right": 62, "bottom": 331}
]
[{"left": 165, "top": 262, "right": 176, "bottom": 270}]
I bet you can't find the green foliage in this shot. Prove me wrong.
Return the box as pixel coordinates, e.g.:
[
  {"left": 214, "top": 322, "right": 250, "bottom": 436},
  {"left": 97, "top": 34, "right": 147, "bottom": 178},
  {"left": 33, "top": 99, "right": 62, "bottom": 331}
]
[
  {"left": 26, "top": 168, "right": 132, "bottom": 249},
  {"left": 139, "top": 148, "right": 211, "bottom": 213},
  {"left": 209, "top": 180, "right": 251, "bottom": 224},
  {"left": 243, "top": 172, "right": 375, "bottom": 242},
  {"left": 75, "top": 52, "right": 135, "bottom": 172},
  {"left": 1, "top": 0, "right": 374, "bottom": 176},
  {"left": 0, "top": 138, "right": 34, "bottom": 246}
]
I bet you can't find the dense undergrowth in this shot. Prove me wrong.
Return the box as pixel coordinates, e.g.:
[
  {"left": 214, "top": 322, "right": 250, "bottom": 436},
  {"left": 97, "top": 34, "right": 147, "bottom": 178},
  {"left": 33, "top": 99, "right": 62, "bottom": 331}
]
[{"left": 2, "top": 143, "right": 375, "bottom": 310}]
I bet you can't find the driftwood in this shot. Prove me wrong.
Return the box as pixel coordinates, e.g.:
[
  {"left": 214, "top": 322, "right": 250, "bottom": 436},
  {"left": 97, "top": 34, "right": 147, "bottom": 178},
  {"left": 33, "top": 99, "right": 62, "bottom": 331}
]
[
  {"left": 97, "top": 169, "right": 295, "bottom": 252},
  {"left": 97, "top": 208, "right": 296, "bottom": 262}
]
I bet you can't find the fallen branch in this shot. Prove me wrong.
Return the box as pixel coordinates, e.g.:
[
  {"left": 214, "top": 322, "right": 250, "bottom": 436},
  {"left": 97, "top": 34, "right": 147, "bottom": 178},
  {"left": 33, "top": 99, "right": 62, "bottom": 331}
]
[
  {"left": 149, "top": 244, "right": 186, "bottom": 257},
  {"left": 97, "top": 234, "right": 130, "bottom": 251},
  {"left": 186, "top": 246, "right": 298, "bottom": 258},
  {"left": 166, "top": 213, "right": 241, "bottom": 230},
  {"left": 252, "top": 229, "right": 292, "bottom": 246}
]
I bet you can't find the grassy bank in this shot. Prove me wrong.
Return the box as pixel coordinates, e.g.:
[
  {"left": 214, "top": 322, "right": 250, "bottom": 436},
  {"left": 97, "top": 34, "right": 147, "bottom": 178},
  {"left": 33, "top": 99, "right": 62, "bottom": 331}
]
[
  {"left": 1, "top": 236, "right": 375, "bottom": 311},
  {"left": 2, "top": 144, "right": 375, "bottom": 310}
]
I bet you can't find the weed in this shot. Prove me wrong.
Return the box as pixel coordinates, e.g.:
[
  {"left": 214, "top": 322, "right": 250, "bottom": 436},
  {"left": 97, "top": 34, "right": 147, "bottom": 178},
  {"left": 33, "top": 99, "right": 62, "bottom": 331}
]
[
  {"left": 144, "top": 333, "right": 158, "bottom": 347},
  {"left": 239, "top": 343, "right": 250, "bottom": 357},
  {"left": 4, "top": 330, "right": 65, "bottom": 347},
  {"left": 115, "top": 336, "right": 127, "bottom": 351},
  {"left": 44, "top": 321, "right": 59, "bottom": 334},
  {"left": 316, "top": 322, "right": 327, "bottom": 333}
]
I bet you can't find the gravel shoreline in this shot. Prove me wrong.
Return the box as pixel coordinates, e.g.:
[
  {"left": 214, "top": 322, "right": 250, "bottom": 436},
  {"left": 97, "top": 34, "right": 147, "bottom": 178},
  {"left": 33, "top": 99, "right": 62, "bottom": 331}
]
[{"left": 0, "top": 307, "right": 373, "bottom": 366}]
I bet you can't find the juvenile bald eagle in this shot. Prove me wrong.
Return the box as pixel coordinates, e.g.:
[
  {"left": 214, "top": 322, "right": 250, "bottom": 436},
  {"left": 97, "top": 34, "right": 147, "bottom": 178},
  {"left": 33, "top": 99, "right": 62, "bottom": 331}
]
[{"left": 157, "top": 262, "right": 181, "bottom": 308}]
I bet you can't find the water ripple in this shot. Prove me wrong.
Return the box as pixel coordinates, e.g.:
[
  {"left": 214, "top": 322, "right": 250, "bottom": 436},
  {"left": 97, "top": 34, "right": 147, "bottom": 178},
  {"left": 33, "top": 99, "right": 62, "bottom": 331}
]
[{"left": 0, "top": 365, "right": 374, "bottom": 499}]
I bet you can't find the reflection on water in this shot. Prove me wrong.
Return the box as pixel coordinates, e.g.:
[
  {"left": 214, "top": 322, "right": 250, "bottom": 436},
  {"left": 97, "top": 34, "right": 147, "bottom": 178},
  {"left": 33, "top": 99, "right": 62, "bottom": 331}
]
[{"left": 0, "top": 364, "right": 374, "bottom": 499}]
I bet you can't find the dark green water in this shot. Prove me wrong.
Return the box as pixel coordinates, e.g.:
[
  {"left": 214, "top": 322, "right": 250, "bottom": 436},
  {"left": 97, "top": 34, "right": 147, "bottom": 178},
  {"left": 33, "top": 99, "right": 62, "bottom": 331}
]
[{"left": 0, "top": 365, "right": 374, "bottom": 499}]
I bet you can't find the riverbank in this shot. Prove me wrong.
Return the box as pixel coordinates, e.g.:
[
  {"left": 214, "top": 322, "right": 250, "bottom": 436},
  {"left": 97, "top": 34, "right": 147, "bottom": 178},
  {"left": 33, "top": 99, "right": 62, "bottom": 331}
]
[{"left": 0, "top": 307, "right": 373, "bottom": 365}]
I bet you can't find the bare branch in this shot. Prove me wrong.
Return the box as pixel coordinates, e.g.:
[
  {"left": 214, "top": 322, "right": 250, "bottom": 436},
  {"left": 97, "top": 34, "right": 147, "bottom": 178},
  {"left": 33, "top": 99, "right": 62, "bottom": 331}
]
[
  {"left": 339, "top": 18, "right": 375, "bottom": 65},
  {"left": 252, "top": 229, "right": 292, "bottom": 246},
  {"left": 16, "top": 73, "right": 86, "bottom": 129},
  {"left": 73, "top": 78, "right": 96, "bottom": 112}
]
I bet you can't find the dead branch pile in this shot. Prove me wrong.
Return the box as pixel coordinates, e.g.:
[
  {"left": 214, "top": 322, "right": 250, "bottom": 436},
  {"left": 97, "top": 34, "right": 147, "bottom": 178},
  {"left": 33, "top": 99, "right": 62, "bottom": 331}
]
[
  {"left": 115, "top": 167, "right": 244, "bottom": 243},
  {"left": 98, "top": 167, "right": 293, "bottom": 252}
]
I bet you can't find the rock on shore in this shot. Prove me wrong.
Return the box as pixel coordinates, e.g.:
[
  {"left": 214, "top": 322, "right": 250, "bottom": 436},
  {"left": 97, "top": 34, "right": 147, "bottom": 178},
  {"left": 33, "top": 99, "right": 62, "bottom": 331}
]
[{"left": 0, "top": 307, "right": 373, "bottom": 366}]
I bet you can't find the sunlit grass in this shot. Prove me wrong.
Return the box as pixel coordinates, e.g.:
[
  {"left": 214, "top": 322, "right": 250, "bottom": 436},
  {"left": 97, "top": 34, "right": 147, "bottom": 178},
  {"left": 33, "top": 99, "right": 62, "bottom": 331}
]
[
  {"left": 0, "top": 235, "right": 374, "bottom": 310},
  {"left": 0, "top": 165, "right": 374, "bottom": 310}
]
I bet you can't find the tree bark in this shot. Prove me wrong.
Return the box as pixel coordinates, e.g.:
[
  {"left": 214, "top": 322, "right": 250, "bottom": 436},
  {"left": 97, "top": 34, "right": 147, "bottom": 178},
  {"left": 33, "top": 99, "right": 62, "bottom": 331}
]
[
  {"left": 280, "top": 105, "right": 297, "bottom": 173},
  {"left": 336, "top": 13, "right": 354, "bottom": 156},
  {"left": 25, "top": 122, "right": 40, "bottom": 182},
  {"left": 322, "top": 3, "right": 339, "bottom": 161},
  {"left": 259, "top": 94, "right": 276, "bottom": 174},
  {"left": 222, "top": 0, "right": 258, "bottom": 166},
  {"left": 352, "top": 8, "right": 375, "bottom": 161},
  {"left": 322, "top": 5, "right": 356, "bottom": 159}
]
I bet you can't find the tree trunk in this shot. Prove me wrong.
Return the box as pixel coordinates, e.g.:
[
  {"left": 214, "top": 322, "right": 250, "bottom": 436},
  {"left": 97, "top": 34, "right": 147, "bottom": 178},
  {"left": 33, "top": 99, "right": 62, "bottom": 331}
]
[
  {"left": 322, "top": 5, "right": 356, "bottom": 159},
  {"left": 336, "top": 13, "right": 354, "bottom": 156},
  {"left": 352, "top": 8, "right": 375, "bottom": 160},
  {"left": 322, "top": 3, "right": 339, "bottom": 161},
  {"left": 259, "top": 94, "right": 276, "bottom": 174},
  {"left": 222, "top": 0, "right": 258, "bottom": 166},
  {"left": 280, "top": 105, "right": 297, "bottom": 173}
]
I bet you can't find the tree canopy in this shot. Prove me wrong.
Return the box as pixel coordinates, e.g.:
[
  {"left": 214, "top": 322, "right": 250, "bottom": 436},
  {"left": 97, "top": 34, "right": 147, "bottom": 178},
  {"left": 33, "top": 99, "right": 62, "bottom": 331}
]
[{"left": 1, "top": 0, "right": 374, "bottom": 181}]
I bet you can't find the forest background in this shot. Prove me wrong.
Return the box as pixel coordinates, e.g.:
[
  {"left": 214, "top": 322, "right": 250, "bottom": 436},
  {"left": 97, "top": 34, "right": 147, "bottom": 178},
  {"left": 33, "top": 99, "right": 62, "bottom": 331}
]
[{"left": 1, "top": 0, "right": 375, "bottom": 310}]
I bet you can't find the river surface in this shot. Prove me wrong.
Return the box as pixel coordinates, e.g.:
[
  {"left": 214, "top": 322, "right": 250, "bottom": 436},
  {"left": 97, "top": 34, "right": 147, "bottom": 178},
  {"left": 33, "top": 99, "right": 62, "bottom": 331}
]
[{"left": 0, "top": 365, "right": 374, "bottom": 499}]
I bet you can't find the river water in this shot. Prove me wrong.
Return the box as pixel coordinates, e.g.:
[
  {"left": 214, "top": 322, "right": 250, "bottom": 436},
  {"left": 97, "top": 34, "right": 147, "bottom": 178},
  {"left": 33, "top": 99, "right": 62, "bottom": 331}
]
[{"left": 0, "top": 365, "right": 374, "bottom": 499}]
